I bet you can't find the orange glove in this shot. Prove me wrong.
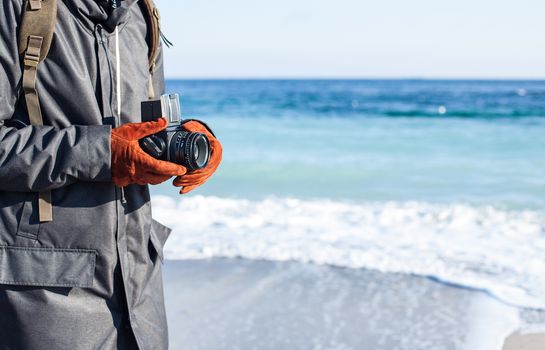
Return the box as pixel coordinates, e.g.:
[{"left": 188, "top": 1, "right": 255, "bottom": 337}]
[
  {"left": 173, "top": 120, "right": 223, "bottom": 194},
  {"left": 111, "top": 118, "right": 187, "bottom": 187}
]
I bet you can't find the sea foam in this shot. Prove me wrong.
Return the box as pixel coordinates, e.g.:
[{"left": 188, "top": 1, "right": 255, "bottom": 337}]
[{"left": 152, "top": 195, "right": 545, "bottom": 310}]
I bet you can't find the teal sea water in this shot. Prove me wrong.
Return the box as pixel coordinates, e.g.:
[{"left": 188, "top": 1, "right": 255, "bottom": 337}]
[
  {"left": 155, "top": 80, "right": 545, "bottom": 208},
  {"left": 151, "top": 80, "right": 545, "bottom": 310}
]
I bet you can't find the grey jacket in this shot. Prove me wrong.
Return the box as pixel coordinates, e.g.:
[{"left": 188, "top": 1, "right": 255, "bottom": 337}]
[{"left": 0, "top": 0, "right": 171, "bottom": 348}]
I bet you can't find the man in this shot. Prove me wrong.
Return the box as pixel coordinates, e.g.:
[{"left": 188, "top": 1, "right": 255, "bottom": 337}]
[{"left": 0, "top": 0, "right": 221, "bottom": 348}]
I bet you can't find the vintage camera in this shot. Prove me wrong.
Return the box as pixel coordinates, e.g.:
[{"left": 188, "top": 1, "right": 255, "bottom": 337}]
[{"left": 139, "top": 94, "right": 210, "bottom": 171}]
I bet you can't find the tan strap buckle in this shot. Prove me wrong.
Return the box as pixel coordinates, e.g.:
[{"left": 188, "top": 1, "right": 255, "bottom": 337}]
[
  {"left": 29, "top": 0, "right": 42, "bottom": 10},
  {"left": 23, "top": 35, "right": 43, "bottom": 67}
]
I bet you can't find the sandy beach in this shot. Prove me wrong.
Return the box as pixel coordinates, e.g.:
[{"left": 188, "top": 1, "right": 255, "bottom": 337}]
[
  {"left": 503, "top": 333, "right": 545, "bottom": 350},
  {"left": 162, "top": 258, "right": 544, "bottom": 350}
]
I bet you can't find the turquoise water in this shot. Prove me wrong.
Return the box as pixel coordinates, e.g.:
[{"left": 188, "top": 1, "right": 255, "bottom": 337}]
[
  {"left": 150, "top": 80, "right": 545, "bottom": 309},
  {"left": 153, "top": 80, "right": 545, "bottom": 209}
]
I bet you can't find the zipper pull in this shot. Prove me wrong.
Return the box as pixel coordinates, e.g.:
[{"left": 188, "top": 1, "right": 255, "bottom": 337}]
[
  {"left": 121, "top": 186, "right": 127, "bottom": 204},
  {"left": 95, "top": 24, "right": 104, "bottom": 43}
]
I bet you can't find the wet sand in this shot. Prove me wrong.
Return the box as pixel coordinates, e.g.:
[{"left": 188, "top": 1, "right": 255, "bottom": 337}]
[
  {"left": 162, "top": 258, "right": 524, "bottom": 349},
  {"left": 503, "top": 332, "right": 545, "bottom": 350}
]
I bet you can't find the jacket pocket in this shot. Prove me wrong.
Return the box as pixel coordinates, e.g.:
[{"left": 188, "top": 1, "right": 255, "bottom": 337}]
[
  {"left": 149, "top": 219, "right": 172, "bottom": 263},
  {"left": 16, "top": 193, "right": 41, "bottom": 241},
  {"left": 0, "top": 246, "right": 97, "bottom": 288}
]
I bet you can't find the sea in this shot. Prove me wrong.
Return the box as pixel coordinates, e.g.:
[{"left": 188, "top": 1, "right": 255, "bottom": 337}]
[{"left": 150, "top": 79, "right": 545, "bottom": 314}]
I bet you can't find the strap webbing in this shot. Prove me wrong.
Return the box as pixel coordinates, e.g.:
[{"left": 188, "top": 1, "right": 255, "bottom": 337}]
[
  {"left": 22, "top": 34, "right": 52, "bottom": 222},
  {"left": 140, "top": 0, "right": 161, "bottom": 99},
  {"left": 23, "top": 35, "right": 44, "bottom": 126},
  {"left": 38, "top": 190, "right": 52, "bottom": 222},
  {"left": 148, "top": 75, "right": 155, "bottom": 99}
]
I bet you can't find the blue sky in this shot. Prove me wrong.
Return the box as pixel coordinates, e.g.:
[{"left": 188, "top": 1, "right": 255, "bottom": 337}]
[{"left": 155, "top": 0, "right": 545, "bottom": 79}]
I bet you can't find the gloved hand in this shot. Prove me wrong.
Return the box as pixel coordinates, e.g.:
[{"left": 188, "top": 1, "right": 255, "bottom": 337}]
[
  {"left": 173, "top": 120, "right": 223, "bottom": 194},
  {"left": 111, "top": 118, "right": 187, "bottom": 187}
]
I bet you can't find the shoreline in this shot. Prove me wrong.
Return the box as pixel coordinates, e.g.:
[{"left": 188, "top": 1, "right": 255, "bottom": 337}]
[{"left": 162, "top": 258, "right": 541, "bottom": 349}]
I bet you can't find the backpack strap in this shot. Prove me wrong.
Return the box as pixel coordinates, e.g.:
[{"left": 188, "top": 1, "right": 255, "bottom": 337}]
[
  {"left": 18, "top": 0, "right": 58, "bottom": 222},
  {"left": 16, "top": 0, "right": 160, "bottom": 221},
  {"left": 140, "top": 0, "right": 161, "bottom": 99}
]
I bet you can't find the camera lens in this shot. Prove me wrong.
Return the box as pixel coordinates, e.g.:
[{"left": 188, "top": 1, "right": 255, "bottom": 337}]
[
  {"left": 170, "top": 130, "right": 210, "bottom": 171},
  {"left": 192, "top": 133, "right": 210, "bottom": 169}
]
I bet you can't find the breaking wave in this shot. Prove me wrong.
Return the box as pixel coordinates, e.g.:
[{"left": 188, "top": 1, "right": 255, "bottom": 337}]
[{"left": 152, "top": 195, "right": 545, "bottom": 310}]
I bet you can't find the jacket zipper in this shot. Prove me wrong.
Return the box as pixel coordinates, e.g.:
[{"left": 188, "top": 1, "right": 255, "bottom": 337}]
[{"left": 96, "top": 24, "right": 127, "bottom": 204}]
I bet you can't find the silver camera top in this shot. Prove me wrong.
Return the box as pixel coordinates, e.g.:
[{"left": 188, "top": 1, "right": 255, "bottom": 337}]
[{"left": 161, "top": 93, "right": 181, "bottom": 126}]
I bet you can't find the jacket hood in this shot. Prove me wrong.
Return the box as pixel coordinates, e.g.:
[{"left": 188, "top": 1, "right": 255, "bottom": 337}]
[{"left": 62, "top": 0, "right": 139, "bottom": 32}]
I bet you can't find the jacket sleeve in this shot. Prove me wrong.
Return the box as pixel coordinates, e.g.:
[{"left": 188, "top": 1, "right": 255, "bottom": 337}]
[{"left": 0, "top": 0, "right": 112, "bottom": 192}]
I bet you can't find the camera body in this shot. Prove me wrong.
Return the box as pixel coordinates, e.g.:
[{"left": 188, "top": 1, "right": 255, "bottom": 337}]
[{"left": 140, "top": 94, "right": 210, "bottom": 171}]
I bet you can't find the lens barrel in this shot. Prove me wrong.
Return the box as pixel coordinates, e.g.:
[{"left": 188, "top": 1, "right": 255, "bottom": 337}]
[{"left": 170, "top": 130, "right": 210, "bottom": 171}]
